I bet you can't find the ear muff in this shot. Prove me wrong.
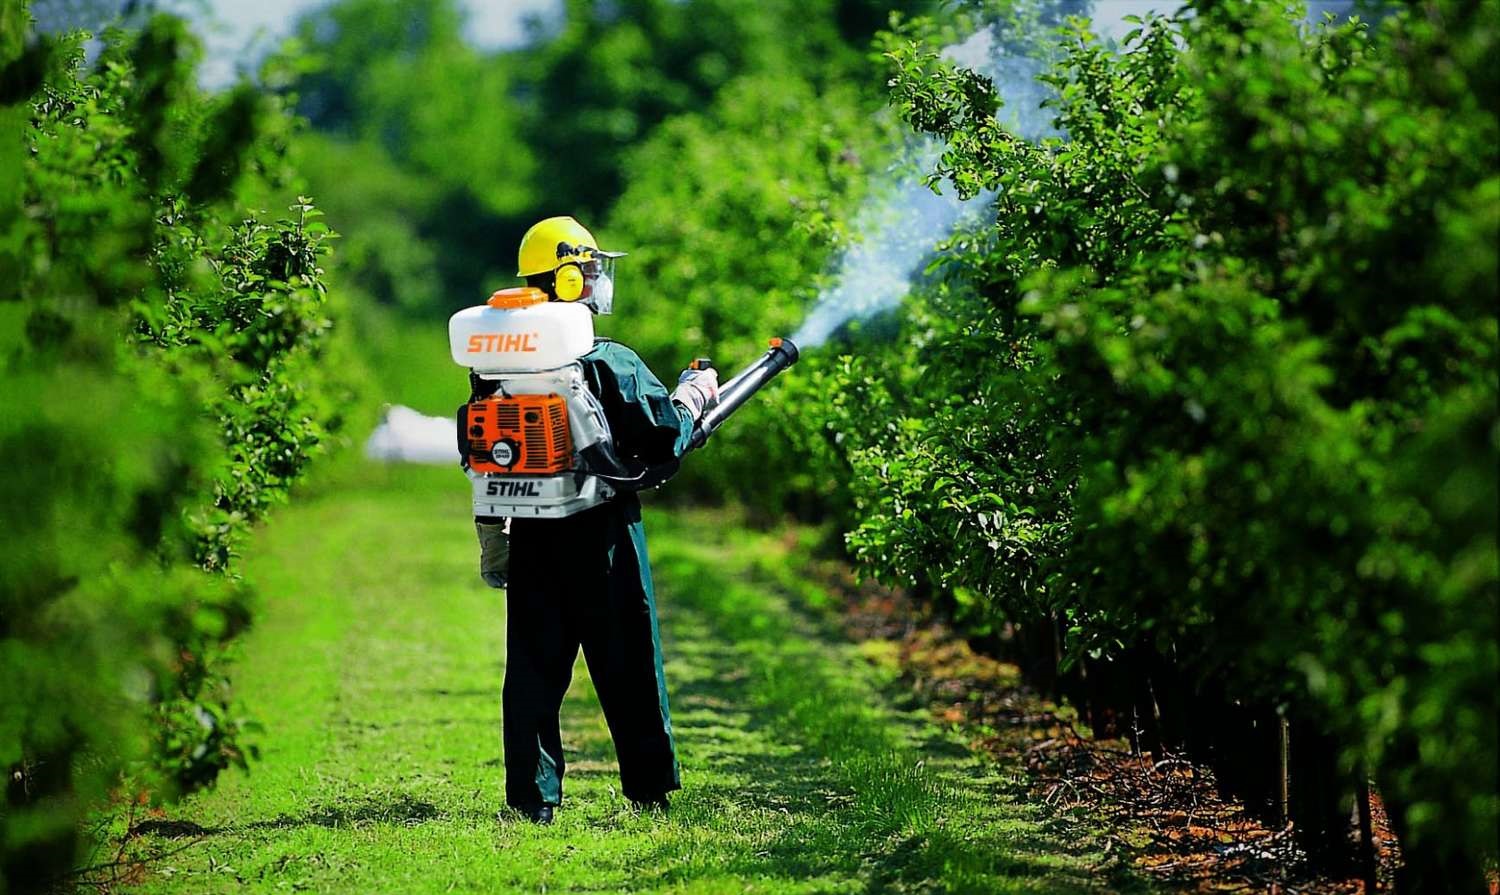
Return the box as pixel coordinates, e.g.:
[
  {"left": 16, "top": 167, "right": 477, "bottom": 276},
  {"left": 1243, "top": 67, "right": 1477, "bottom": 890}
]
[{"left": 553, "top": 262, "right": 585, "bottom": 301}]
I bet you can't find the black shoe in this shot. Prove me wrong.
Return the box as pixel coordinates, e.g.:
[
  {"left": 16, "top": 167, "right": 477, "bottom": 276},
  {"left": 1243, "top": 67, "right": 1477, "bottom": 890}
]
[
  {"left": 630, "top": 795, "right": 670, "bottom": 813},
  {"left": 517, "top": 805, "right": 554, "bottom": 824}
]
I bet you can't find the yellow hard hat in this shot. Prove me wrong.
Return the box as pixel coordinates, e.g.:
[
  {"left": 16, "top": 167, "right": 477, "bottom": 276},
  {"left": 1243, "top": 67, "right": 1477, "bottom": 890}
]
[{"left": 516, "top": 216, "right": 623, "bottom": 276}]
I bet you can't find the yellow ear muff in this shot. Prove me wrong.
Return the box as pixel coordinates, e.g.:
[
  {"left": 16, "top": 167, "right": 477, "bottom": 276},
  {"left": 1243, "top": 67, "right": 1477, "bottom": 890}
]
[{"left": 554, "top": 262, "right": 585, "bottom": 301}]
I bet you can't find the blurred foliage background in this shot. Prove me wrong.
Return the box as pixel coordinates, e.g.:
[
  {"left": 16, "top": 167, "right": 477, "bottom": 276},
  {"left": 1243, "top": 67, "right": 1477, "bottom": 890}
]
[
  {"left": 2, "top": 0, "right": 1495, "bottom": 891},
  {"left": 1, "top": 5, "right": 357, "bottom": 887}
]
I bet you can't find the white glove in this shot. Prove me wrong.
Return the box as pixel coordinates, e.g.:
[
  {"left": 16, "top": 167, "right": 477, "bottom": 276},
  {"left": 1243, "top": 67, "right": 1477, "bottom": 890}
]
[{"left": 672, "top": 367, "right": 719, "bottom": 421}]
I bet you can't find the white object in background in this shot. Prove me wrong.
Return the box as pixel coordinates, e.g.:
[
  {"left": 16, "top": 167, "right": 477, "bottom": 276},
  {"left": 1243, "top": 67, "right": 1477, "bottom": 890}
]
[
  {"left": 448, "top": 301, "right": 595, "bottom": 372},
  {"left": 365, "top": 405, "right": 458, "bottom": 464}
]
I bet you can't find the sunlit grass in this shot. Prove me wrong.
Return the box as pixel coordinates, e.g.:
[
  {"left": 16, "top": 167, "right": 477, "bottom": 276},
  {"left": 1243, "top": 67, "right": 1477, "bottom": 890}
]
[{"left": 113, "top": 464, "right": 1142, "bottom": 893}]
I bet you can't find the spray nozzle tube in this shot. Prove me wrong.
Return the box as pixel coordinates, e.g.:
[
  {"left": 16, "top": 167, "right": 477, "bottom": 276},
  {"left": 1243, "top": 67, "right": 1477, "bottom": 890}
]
[
  {"left": 687, "top": 336, "right": 799, "bottom": 451},
  {"left": 587, "top": 336, "right": 798, "bottom": 492}
]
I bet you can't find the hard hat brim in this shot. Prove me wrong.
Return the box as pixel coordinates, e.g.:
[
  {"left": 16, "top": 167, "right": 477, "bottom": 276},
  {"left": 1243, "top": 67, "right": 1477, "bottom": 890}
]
[{"left": 515, "top": 250, "right": 626, "bottom": 277}]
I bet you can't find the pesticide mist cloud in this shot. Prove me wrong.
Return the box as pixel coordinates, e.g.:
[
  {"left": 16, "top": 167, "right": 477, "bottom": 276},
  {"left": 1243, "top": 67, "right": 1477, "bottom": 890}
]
[
  {"left": 366, "top": 405, "right": 459, "bottom": 464},
  {"left": 790, "top": 5, "right": 1142, "bottom": 350},
  {"left": 791, "top": 143, "right": 992, "bottom": 349}
]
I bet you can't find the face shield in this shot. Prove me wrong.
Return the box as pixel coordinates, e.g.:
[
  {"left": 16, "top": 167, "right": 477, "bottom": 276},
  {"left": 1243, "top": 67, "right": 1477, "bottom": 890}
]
[
  {"left": 575, "top": 252, "right": 622, "bottom": 315},
  {"left": 545, "top": 242, "right": 625, "bottom": 314}
]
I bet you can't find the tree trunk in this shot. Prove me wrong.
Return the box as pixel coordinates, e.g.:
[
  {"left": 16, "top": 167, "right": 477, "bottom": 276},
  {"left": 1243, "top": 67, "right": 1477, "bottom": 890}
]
[
  {"left": 1286, "top": 714, "right": 1353, "bottom": 872},
  {"left": 1354, "top": 772, "right": 1378, "bottom": 894}
]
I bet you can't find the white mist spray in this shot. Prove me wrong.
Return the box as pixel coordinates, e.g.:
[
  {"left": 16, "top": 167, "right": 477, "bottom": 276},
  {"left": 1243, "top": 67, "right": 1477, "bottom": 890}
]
[
  {"left": 790, "top": 4, "right": 1146, "bottom": 350},
  {"left": 790, "top": 142, "right": 992, "bottom": 349}
]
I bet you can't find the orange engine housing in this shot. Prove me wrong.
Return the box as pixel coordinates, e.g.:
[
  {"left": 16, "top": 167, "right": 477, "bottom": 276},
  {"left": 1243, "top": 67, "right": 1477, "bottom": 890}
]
[{"left": 463, "top": 394, "right": 573, "bottom": 475}]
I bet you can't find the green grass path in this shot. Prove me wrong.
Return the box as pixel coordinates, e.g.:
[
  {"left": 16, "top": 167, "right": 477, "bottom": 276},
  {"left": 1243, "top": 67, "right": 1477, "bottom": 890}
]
[{"left": 121, "top": 463, "right": 1137, "bottom": 894}]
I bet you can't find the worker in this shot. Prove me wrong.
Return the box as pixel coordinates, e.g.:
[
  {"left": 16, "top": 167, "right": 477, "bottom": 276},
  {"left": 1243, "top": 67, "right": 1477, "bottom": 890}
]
[{"left": 473, "top": 216, "right": 718, "bottom": 825}]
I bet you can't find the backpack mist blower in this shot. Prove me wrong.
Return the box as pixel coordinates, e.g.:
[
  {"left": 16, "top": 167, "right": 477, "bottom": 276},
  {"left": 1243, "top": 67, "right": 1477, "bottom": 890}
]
[
  {"left": 686, "top": 337, "right": 800, "bottom": 449},
  {"left": 449, "top": 287, "right": 799, "bottom": 518}
]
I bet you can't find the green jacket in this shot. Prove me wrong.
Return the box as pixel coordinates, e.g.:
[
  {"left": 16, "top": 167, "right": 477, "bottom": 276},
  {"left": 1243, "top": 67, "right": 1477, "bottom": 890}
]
[{"left": 581, "top": 339, "right": 695, "bottom": 470}]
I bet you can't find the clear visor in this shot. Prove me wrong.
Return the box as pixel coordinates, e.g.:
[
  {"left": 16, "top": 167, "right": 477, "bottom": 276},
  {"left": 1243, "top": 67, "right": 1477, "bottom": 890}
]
[
  {"left": 574, "top": 255, "right": 614, "bottom": 282},
  {"left": 581, "top": 255, "right": 617, "bottom": 314}
]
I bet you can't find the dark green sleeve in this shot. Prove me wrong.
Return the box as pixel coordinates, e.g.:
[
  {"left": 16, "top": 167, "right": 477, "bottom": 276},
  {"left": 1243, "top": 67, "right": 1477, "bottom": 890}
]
[{"left": 584, "top": 342, "right": 695, "bottom": 466}]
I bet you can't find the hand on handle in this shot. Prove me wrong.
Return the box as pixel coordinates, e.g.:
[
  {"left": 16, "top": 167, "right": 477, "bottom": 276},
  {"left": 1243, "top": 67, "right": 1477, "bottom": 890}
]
[{"left": 672, "top": 365, "right": 719, "bottom": 421}]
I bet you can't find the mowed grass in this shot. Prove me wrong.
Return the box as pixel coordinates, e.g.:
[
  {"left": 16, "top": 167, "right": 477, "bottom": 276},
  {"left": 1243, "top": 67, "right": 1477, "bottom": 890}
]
[{"left": 116, "top": 462, "right": 1141, "bottom": 894}]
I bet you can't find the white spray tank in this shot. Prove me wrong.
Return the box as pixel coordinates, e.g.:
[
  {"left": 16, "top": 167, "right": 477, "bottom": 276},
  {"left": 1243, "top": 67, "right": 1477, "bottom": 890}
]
[
  {"left": 448, "top": 289, "right": 595, "bottom": 371},
  {"left": 449, "top": 288, "right": 617, "bottom": 518}
]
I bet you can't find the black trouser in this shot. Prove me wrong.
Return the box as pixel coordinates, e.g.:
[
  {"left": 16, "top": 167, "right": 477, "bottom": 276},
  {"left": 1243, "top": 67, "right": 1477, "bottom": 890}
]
[{"left": 501, "top": 498, "right": 679, "bottom": 808}]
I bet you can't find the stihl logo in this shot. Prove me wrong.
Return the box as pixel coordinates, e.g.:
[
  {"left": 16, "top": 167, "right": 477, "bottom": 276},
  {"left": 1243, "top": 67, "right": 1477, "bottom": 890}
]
[
  {"left": 468, "top": 333, "right": 539, "bottom": 353},
  {"left": 486, "top": 480, "right": 543, "bottom": 497}
]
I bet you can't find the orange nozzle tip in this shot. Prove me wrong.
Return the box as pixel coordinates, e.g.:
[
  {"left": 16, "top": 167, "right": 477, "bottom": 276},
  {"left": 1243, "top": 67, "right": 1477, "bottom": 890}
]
[
  {"left": 488, "top": 286, "right": 548, "bottom": 309},
  {"left": 769, "top": 337, "right": 783, "bottom": 348}
]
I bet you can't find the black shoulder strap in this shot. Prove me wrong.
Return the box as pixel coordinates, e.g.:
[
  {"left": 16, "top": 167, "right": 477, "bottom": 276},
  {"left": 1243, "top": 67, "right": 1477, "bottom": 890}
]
[{"left": 468, "top": 370, "right": 499, "bottom": 401}]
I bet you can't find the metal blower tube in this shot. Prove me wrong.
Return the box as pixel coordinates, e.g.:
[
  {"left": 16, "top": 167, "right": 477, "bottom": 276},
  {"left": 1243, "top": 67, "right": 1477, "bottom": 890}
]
[{"left": 687, "top": 337, "right": 800, "bottom": 450}]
